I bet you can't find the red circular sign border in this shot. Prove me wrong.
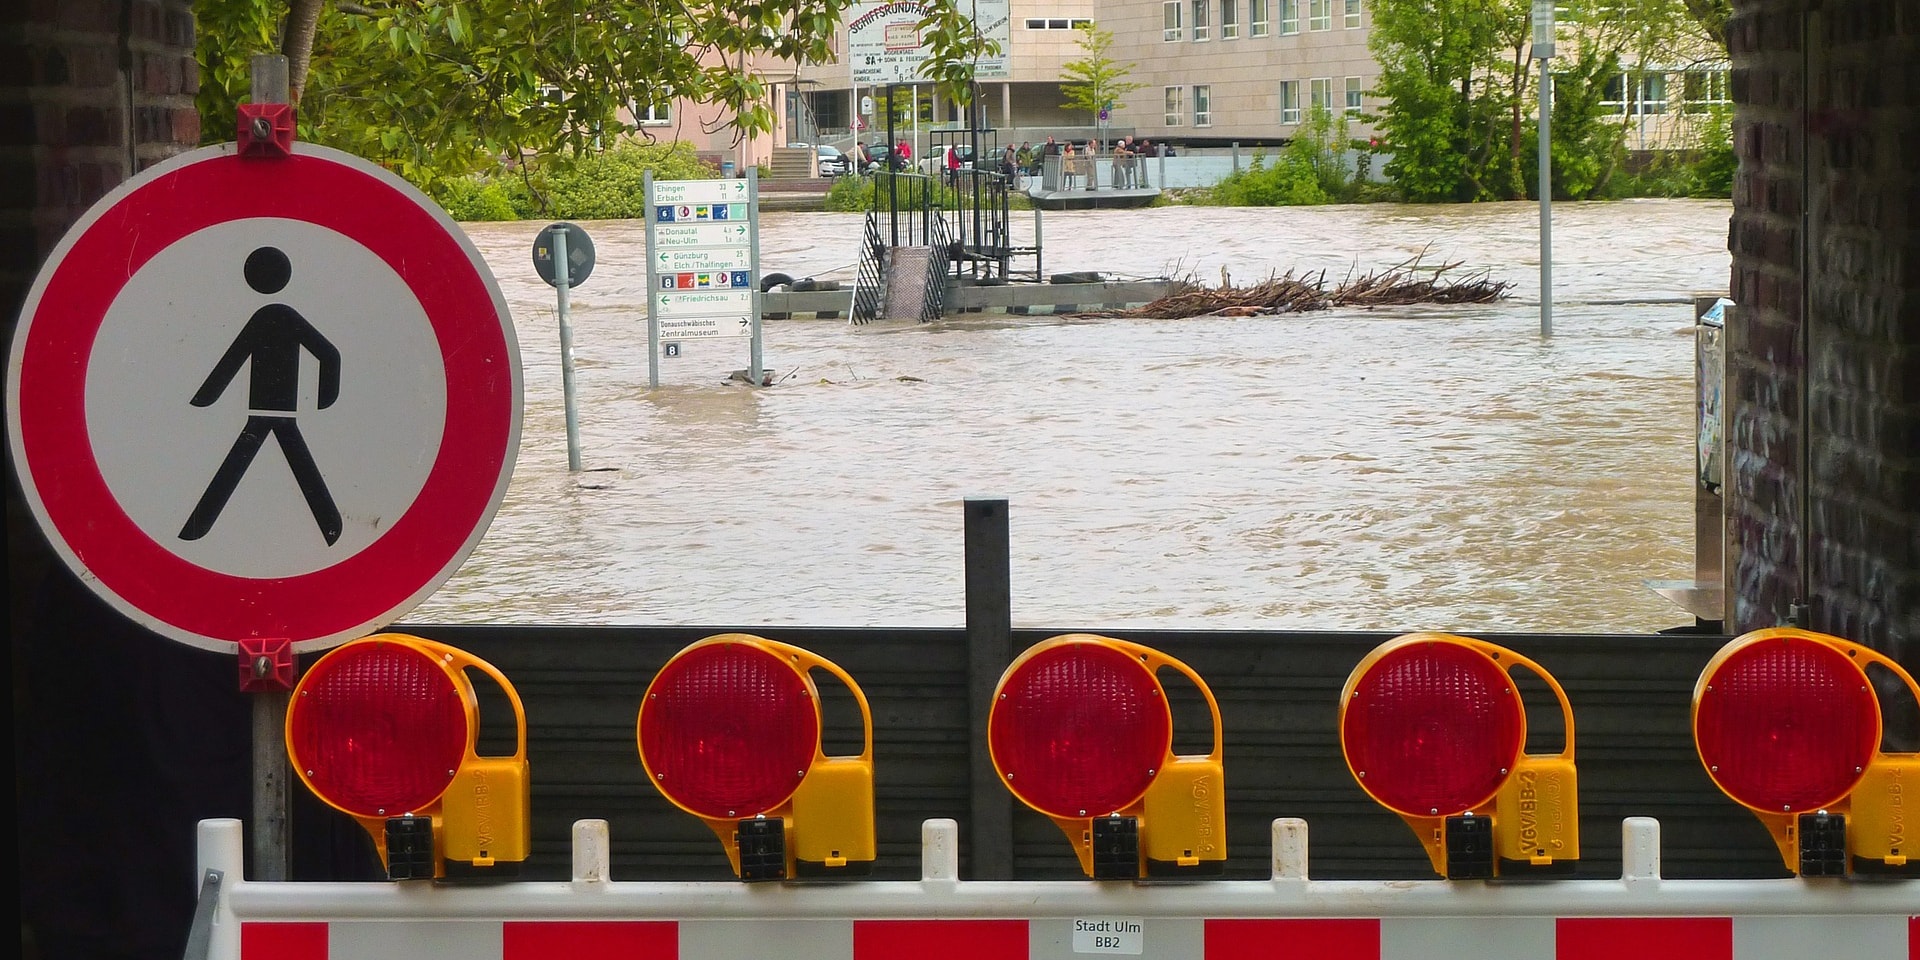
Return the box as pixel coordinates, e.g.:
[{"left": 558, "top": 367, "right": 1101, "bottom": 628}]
[{"left": 8, "top": 144, "right": 520, "bottom": 652}]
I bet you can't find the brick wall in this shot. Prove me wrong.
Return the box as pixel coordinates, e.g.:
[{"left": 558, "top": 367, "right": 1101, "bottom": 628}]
[
  {"left": 2, "top": 0, "right": 201, "bottom": 640},
  {"left": 1725, "top": 0, "right": 1918, "bottom": 677}
]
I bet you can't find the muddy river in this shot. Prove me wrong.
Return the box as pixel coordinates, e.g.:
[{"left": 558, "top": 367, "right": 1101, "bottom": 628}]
[{"left": 407, "top": 199, "right": 1731, "bottom": 632}]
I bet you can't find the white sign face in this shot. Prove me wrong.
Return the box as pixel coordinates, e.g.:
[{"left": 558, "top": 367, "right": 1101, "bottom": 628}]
[
  {"left": 87, "top": 218, "right": 446, "bottom": 578},
  {"left": 657, "top": 248, "right": 753, "bottom": 273},
  {"left": 7, "top": 143, "right": 520, "bottom": 653},
  {"left": 848, "top": 0, "right": 1012, "bottom": 84},
  {"left": 1072, "top": 918, "right": 1145, "bottom": 955},
  {"left": 653, "top": 178, "right": 750, "bottom": 205},
  {"left": 659, "top": 315, "right": 753, "bottom": 340},
  {"left": 655, "top": 290, "right": 754, "bottom": 317},
  {"left": 654, "top": 221, "right": 753, "bottom": 248}
]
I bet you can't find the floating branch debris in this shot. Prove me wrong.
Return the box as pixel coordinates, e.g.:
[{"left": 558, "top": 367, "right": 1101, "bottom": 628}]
[{"left": 1085, "top": 256, "right": 1513, "bottom": 319}]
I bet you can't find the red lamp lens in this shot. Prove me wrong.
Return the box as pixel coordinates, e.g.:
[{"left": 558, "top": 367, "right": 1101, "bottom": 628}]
[
  {"left": 287, "top": 640, "right": 469, "bottom": 818},
  {"left": 988, "top": 642, "right": 1171, "bottom": 819},
  {"left": 1342, "top": 641, "right": 1523, "bottom": 816},
  {"left": 638, "top": 641, "right": 819, "bottom": 819},
  {"left": 1695, "top": 637, "right": 1877, "bottom": 812}
]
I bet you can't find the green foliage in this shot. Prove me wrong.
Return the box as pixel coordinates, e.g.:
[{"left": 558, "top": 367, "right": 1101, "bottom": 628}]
[
  {"left": 436, "top": 177, "right": 522, "bottom": 221},
  {"left": 1369, "top": 0, "right": 1519, "bottom": 202},
  {"left": 1058, "top": 23, "right": 1144, "bottom": 126},
  {"left": 823, "top": 174, "right": 873, "bottom": 212},
  {"left": 1603, "top": 107, "right": 1735, "bottom": 199},
  {"left": 1200, "top": 106, "right": 1353, "bottom": 207},
  {"left": 196, "top": 1, "right": 996, "bottom": 189},
  {"left": 1526, "top": 50, "right": 1628, "bottom": 200},
  {"left": 1369, "top": 0, "right": 1716, "bottom": 203},
  {"left": 423, "top": 141, "right": 715, "bottom": 221}
]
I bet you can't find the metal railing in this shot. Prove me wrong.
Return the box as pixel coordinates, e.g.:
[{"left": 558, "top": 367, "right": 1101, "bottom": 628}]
[
  {"left": 852, "top": 213, "right": 884, "bottom": 325},
  {"left": 919, "top": 209, "right": 952, "bottom": 324}
]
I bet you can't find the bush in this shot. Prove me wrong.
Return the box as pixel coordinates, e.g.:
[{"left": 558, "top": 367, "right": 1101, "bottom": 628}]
[
  {"left": 434, "top": 177, "right": 521, "bottom": 222},
  {"left": 1198, "top": 106, "right": 1353, "bottom": 207},
  {"left": 531, "top": 141, "right": 718, "bottom": 219},
  {"left": 424, "top": 140, "right": 719, "bottom": 221}
]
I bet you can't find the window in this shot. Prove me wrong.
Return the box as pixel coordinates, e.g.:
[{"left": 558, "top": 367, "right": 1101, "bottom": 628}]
[
  {"left": 1310, "top": 77, "right": 1333, "bottom": 114},
  {"left": 1192, "top": 0, "right": 1210, "bottom": 40},
  {"left": 1165, "top": 86, "right": 1185, "bottom": 125},
  {"left": 1222, "top": 0, "right": 1239, "bottom": 38},
  {"left": 1680, "top": 69, "right": 1730, "bottom": 112},
  {"left": 1344, "top": 0, "right": 1363, "bottom": 28},
  {"left": 1280, "top": 0, "right": 1300, "bottom": 34},
  {"left": 1251, "top": 0, "right": 1270, "bottom": 36},
  {"left": 1163, "top": 1, "right": 1183, "bottom": 41},
  {"left": 1194, "top": 84, "right": 1213, "bottom": 126},
  {"left": 635, "top": 99, "right": 671, "bottom": 124},
  {"left": 1602, "top": 71, "right": 1668, "bottom": 115},
  {"left": 1310, "top": 0, "right": 1332, "bottom": 30},
  {"left": 1026, "top": 17, "right": 1092, "bottom": 29},
  {"left": 1345, "top": 76, "right": 1363, "bottom": 115},
  {"left": 1278, "top": 80, "right": 1301, "bottom": 123}
]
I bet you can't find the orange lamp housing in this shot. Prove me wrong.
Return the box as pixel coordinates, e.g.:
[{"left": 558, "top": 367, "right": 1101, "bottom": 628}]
[
  {"left": 285, "top": 633, "right": 530, "bottom": 881},
  {"left": 635, "top": 634, "right": 875, "bottom": 881},
  {"left": 1339, "top": 633, "right": 1580, "bottom": 880},
  {"left": 987, "top": 634, "right": 1226, "bottom": 880},
  {"left": 1692, "top": 627, "right": 1918, "bottom": 877}
]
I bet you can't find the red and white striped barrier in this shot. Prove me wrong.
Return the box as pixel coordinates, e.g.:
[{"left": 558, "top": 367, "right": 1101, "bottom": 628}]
[{"left": 196, "top": 819, "right": 1917, "bottom": 960}]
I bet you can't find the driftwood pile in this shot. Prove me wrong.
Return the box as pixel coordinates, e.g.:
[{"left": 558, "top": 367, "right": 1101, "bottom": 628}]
[{"left": 1107, "top": 258, "right": 1512, "bottom": 320}]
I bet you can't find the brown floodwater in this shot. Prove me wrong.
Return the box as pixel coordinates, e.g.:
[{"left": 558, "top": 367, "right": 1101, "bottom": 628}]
[{"left": 407, "top": 199, "right": 1732, "bottom": 632}]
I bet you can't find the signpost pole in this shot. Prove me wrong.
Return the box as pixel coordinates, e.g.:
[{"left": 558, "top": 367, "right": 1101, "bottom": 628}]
[
  {"left": 246, "top": 52, "right": 294, "bottom": 885},
  {"left": 1533, "top": 0, "right": 1555, "bottom": 338},
  {"left": 553, "top": 227, "right": 583, "bottom": 470},
  {"left": 749, "top": 167, "right": 764, "bottom": 385},
  {"left": 643, "top": 171, "right": 661, "bottom": 389}
]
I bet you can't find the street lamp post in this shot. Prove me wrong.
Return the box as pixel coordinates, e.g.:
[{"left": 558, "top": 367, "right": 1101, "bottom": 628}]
[{"left": 1533, "top": 0, "right": 1555, "bottom": 338}]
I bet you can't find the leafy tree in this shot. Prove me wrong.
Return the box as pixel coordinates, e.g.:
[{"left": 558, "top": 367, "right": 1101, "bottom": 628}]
[
  {"left": 1370, "top": 0, "right": 1718, "bottom": 202},
  {"left": 1057, "top": 23, "right": 1143, "bottom": 128},
  {"left": 1368, "top": 0, "right": 1511, "bottom": 202},
  {"left": 195, "top": 0, "right": 994, "bottom": 189}
]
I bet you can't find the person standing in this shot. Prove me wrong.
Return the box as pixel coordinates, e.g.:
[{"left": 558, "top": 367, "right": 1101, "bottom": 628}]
[
  {"left": 1015, "top": 141, "right": 1036, "bottom": 183},
  {"left": 1115, "top": 137, "right": 1135, "bottom": 188},
  {"left": 1060, "top": 141, "right": 1078, "bottom": 190}
]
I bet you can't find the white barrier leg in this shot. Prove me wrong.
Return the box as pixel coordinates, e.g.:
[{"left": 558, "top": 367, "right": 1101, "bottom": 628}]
[
  {"left": 572, "top": 820, "right": 611, "bottom": 883},
  {"left": 1621, "top": 817, "right": 1663, "bottom": 886},
  {"left": 1273, "top": 818, "right": 1311, "bottom": 882},
  {"left": 196, "top": 819, "right": 245, "bottom": 960},
  {"left": 922, "top": 819, "right": 960, "bottom": 886}
]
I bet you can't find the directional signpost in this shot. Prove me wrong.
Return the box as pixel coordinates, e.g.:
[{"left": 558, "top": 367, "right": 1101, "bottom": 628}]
[{"left": 642, "top": 171, "right": 762, "bottom": 387}]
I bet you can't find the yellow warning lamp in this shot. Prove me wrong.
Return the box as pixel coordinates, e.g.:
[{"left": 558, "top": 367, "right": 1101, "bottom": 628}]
[
  {"left": 635, "top": 634, "right": 875, "bottom": 881},
  {"left": 987, "top": 634, "right": 1227, "bottom": 880},
  {"left": 1692, "top": 627, "right": 1918, "bottom": 877},
  {"left": 285, "top": 633, "right": 530, "bottom": 880},
  {"left": 1339, "top": 633, "right": 1580, "bottom": 879}
]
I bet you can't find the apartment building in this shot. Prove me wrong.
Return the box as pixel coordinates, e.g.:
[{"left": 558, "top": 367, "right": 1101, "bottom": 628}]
[{"left": 693, "top": 0, "right": 1724, "bottom": 169}]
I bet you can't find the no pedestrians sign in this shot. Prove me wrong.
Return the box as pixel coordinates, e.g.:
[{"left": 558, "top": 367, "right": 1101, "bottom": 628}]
[{"left": 7, "top": 143, "right": 522, "bottom": 653}]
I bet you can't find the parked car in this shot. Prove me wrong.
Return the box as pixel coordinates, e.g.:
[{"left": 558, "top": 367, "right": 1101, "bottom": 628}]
[{"left": 815, "top": 144, "right": 852, "bottom": 177}]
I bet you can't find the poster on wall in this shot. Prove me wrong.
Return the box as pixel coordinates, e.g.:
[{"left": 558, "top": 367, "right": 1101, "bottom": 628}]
[{"left": 847, "top": 0, "right": 1012, "bottom": 85}]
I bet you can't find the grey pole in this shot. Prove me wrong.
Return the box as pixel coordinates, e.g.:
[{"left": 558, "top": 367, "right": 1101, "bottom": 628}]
[
  {"left": 247, "top": 52, "right": 293, "bottom": 884},
  {"left": 748, "top": 166, "right": 764, "bottom": 385},
  {"left": 963, "top": 497, "right": 1014, "bottom": 879},
  {"left": 553, "top": 227, "right": 582, "bottom": 470},
  {"left": 1533, "top": 0, "right": 1555, "bottom": 338},
  {"left": 1538, "top": 61, "right": 1553, "bottom": 338},
  {"left": 643, "top": 170, "right": 661, "bottom": 389}
]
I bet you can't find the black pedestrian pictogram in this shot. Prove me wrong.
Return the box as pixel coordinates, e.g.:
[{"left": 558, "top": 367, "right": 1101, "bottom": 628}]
[{"left": 180, "top": 246, "right": 343, "bottom": 544}]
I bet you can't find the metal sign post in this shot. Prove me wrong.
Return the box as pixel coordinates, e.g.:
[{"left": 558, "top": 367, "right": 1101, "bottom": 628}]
[
  {"left": 1533, "top": 0, "right": 1555, "bottom": 338},
  {"left": 532, "top": 221, "right": 593, "bottom": 469},
  {"left": 552, "top": 229, "right": 581, "bottom": 471}
]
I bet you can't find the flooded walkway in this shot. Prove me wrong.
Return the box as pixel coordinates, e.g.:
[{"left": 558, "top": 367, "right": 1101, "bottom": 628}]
[{"left": 408, "top": 199, "right": 1732, "bottom": 633}]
